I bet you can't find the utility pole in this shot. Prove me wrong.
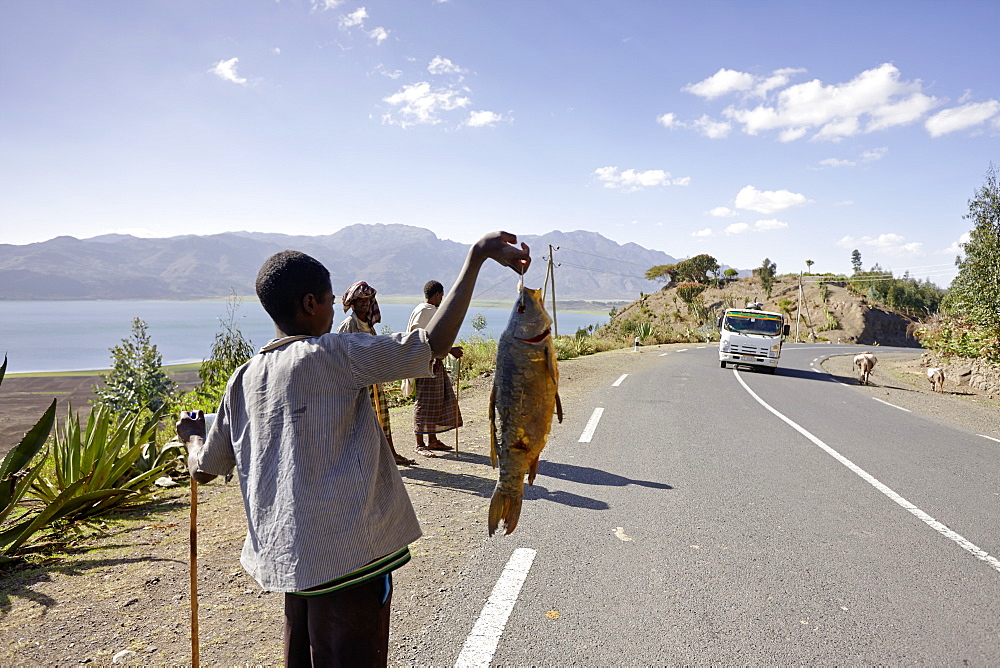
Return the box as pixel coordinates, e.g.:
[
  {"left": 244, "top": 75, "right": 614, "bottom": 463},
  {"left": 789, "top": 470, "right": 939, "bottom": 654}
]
[
  {"left": 547, "top": 244, "right": 559, "bottom": 338},
  {"left": 795, "top": 272, "right": 803, "bottom": 342}
]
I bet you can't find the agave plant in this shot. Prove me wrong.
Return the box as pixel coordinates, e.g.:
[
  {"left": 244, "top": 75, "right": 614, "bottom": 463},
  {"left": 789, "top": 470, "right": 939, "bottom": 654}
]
[
  {"left": 30, "top": 403, "right": 174, "bottom": 522},
  {"left": 0, "top": 356, "right": 58, "bottom": 559}
]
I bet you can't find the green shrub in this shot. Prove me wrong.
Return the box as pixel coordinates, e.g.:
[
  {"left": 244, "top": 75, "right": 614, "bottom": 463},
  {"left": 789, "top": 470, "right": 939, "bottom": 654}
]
[
  {"left": 0, "top": 356, "right": 59, "bottom": 560},
  {"left": 30, "top": 404, "right": 171, "bottom": 522},
  {"left": 95, "top": 318, "right": 175, "bottom": 417}
]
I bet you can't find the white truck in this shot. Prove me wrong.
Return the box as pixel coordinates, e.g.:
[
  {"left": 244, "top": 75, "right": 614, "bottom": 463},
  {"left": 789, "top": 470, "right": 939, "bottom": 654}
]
[{"left": 717, "top": 304, "right": 789, "bottom": 373}]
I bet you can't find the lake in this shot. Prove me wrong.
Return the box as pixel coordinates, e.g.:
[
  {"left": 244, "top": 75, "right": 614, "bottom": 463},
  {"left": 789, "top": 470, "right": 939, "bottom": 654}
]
[{"left": 0, "top": 300, "right": 609, "bottom": 373}]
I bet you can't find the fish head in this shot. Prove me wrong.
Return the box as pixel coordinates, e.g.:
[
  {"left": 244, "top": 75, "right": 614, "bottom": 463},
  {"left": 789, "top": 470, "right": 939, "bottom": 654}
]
[{"left": 506, "top": 286, "right": 552, "bottom": 342}]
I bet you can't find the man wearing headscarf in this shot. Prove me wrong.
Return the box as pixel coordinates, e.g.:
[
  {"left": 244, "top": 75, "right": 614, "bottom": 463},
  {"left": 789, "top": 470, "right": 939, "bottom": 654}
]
[{"left": 338, "top": 281, "right": 415, "bottom": 466}]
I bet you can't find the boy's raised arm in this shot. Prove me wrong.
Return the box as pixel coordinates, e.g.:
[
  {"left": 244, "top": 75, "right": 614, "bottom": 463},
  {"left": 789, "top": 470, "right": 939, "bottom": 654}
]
[{"left": 425, "top": 231, "right": 530, "bottom": 358}]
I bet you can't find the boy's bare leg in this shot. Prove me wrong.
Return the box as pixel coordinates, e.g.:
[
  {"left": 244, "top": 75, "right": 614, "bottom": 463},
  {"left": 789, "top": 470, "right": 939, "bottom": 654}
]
[
  {"left": 387, "top": 435, "right": 415, "bottom": 466},
  {"left": 414, "top": 434, "right": 439, "bottom": 458}
]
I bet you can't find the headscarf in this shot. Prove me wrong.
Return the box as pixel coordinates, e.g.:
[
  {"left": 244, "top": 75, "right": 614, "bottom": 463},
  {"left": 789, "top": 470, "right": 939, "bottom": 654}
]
[{"left": 341, "top": 281, "right": 381, "bottom": 327}]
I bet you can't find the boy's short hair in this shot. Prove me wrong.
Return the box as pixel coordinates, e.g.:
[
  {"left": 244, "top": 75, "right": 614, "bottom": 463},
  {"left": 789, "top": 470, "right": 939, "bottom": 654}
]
[
  {"left": 256, "top": 251, "right": 332, "bottom": 327},
  {"left": 423, "top": 280, "right": 444, "bottom": 300}
]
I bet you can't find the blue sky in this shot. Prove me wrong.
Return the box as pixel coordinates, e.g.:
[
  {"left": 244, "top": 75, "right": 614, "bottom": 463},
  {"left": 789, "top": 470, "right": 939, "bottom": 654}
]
[{"left": 2, "top": 1, "right": 997, "bottom": 285}]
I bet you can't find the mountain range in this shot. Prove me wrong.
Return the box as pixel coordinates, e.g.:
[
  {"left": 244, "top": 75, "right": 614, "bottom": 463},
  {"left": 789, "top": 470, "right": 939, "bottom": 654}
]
[{"left": 0, "top": 225, "right": 680, "bottom": 301}]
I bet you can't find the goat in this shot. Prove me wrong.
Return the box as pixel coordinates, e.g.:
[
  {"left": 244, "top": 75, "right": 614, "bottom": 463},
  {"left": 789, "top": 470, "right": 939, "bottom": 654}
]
[
  {"left": 853, "top": 352, "right": 877, "bottom": 385},
  {"left": 927, "top": 367, "right": 945, "bottom": 393}
]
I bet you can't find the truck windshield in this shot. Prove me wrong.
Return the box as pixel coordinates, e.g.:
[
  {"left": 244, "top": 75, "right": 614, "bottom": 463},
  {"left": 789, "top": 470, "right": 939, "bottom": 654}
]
[{"left": 723, "top": 312, "right": 783, "bottom": 336}]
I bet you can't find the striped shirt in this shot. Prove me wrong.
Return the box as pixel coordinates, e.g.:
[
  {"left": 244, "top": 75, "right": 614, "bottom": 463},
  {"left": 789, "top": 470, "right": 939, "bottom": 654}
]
[{"left": 193, "top": 329, "right": 434, "bottom": 593}]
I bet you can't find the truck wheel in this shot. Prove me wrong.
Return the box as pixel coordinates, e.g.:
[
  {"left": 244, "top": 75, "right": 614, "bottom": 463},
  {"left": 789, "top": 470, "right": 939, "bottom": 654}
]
[
  {"left": 720, "top": 361, "right": 727, "bottom": 369},
  {"left": 767, "top": 366, "right": 777, "bottom": 374}
]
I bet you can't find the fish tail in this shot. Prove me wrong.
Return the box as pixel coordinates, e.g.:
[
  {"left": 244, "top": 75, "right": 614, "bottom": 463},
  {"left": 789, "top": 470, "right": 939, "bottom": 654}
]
[{"left": 488, "top": 488, "right": 524, "bottom": 537}]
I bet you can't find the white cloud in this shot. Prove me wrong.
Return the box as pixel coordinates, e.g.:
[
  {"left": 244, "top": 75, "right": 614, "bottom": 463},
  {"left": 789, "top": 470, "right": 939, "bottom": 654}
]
[
  {"left": 925, "top": 100, "right": 1000, "bottom": 137},
  {"left": 272, "top": 47, "right": 281, "bottom": 55},
  {"left": 672, "top": 176, "right": 692, "bottom": 186},
  {"left": 834, "top": 200, "right": 854, "bottom": 207},
  {"left": 683, "top": 68, "right": 755, "bottom": 99},
  {"left": 734, "top": 185, "right": 810, "bottom": 214},
  {"left": 369, "top": 27, "right": 389, "bottom": 44},
  {"left": 818, "top": 146, "right": 887, "bottom": 168},
  {"left": 657, "top": 112, "right": 681, "bottom": 128},
  {"left": 340, "top": 7, "right": 367, "bottom": 28},
  {"left": 721, "top": 63, "right": 941, "bottom": 141},
  {"left": 753, "top": 68, "right": 806, "bottom": 97},
  {"left": 938, "top": 232, "right": 972, "bottom": 255},
  {"left": 428, "top": 56, "right": 466, "bottom": 77},
  {"left": 311, "top": 0, "right": 342, "bottom": 10},
  {"left": 374, "top": 64, "right": 402, "bottom": 79},
  {"left": 692, "top": 228, "right": 714, "bottom": 237},
  {"left": 754, "top": 219, "right": 788, "bottom": 231},
  {"left": 382, "top": 82, "right": 471, "bottom": 127},
  {"left": 595, "top": 167, "right": 682, "bottom": 191},
  {"left": 466, "top": 110, "right": 507, "bottom": 127},
  {"left": 209, "top": 57, "right": 247, "bottom": 85},
  {"left": 692, "top": 115, "right": 731, "bottom": 139},
  {"left": 707, "top": 206, "right": 737, "bottom": 217},
  {"left": 820, "top": 157, "right": 855, "bottom": 168},
  {"left": 724, "top": 219, "right": 787, "bottom": 235},
  {"left": 836, "top": 233, "right": 925, "bottom": 256}
]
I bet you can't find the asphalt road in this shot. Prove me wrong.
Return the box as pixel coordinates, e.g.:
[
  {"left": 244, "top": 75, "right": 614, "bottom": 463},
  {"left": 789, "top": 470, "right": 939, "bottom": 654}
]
[{"left": 413, "top": 343, "right": 1000, "bottom": 666}]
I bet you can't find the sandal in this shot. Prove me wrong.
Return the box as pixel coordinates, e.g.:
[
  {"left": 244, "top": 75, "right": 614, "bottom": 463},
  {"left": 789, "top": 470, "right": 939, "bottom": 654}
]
[
  {"left": 425, "top": 441, "right": 454, "bottom": 451},
  {"left": 414, "top": 446, "right": 440, "bottom": 458},
  {"left": 394, "top": 454, "right": 416, "bottom": 466}
]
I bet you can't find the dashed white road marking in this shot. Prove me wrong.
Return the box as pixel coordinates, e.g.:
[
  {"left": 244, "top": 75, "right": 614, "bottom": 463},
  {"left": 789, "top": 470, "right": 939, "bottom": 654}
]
[
  {"left": 677, "top": 348, "right": 689, "bottom": 352},
  {"left": 733, "top": 370, "right": 1000, "bottom": 575},
  {"left": 578, "top": 407, "right": 604, "bottom": 443},
  {"left": 455, "top": 548, "right": 537, "bottom": 668},
  {"left": 659, "top": 352, "right": 669, "bottom": 357},
  {"left": 612, "top": 374, "right": 628, "bottom": 387},
  {"left": 873, "top": 397, "right": 911, "bottom": 412},
  {"left": 979, "top": 434, "right": 1000, "bottom": 443}
]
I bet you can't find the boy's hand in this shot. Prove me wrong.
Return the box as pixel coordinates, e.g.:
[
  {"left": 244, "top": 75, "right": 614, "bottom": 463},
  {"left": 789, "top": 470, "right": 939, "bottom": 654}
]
[
  {"left": 450, "top": 346, "right": 464, "bottom": 359},
  {"left": 473, "top": 231, "right": 530, "bottom": 273},
  {"left": 177, "top": 410, "right": 206, "bottom": 444}
]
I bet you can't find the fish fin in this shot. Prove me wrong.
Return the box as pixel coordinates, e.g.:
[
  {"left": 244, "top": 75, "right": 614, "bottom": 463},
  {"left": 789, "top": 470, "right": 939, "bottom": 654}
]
[
  {"left": 544, "top": 340, "right": 559, "bottom": 385},
  {"left": 488, "top": 385, "right": 498, "bottom": 468},
  {"left": 527, "top": 456, "right": 540, "bottom": 486},
  {"left": 555, "top": 392, "right": 563, "bottom": 423},
  {"left": 488, "top": 488, "right": 523, "bottom": 537}
]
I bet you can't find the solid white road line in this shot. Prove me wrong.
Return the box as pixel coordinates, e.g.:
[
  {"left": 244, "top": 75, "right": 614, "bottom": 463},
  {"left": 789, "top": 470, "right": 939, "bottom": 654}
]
[
  {"left": 979, "top": 434, "right": 1000, "bottom": 443},
  {"left": 612, "top": 374, "right": 628, "bottom": 387},
  {"left": 873, "top": 397, "right": 912, "bottom": 412},
  {"left": 733, "top": 370, "right": 1000, "bottom": 575},
  {"left": 454, "top": 548, "right": 538, "bottom": 668},
  {"left": 578, "top": 407, "right": 604, "bottom": 443}
]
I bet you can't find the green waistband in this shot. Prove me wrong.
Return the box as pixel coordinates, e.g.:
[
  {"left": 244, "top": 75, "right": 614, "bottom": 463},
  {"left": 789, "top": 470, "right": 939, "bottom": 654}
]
[{"left": 292, "top": 547, "right": 411, "bottom": 597}]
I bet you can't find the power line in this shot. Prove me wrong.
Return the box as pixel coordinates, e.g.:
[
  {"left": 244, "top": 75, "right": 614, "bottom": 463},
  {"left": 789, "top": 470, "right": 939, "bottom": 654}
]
[
  {"left": 558, "top": 260, "right": 653, "bottom": 281},
  {"left": 558, "top": 245, "right": 654, "bottom": 268}
]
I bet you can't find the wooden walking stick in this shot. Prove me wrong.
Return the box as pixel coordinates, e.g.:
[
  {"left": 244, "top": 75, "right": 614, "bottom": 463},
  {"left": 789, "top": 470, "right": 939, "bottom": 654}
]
[
  {"left": 190, "top": 475, "right": 200, "bottom": 668},
  {"left": 178, "top": 410, "right": 203, "bottom": 668},
  {"left": 454, "top": 357, "right": 461, "bottom": 456}
]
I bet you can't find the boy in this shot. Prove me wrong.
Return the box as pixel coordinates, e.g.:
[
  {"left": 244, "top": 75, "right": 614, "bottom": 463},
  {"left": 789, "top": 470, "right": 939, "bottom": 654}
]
[{"left": 184, "top": 231, "right": 529, "bottom": 666}]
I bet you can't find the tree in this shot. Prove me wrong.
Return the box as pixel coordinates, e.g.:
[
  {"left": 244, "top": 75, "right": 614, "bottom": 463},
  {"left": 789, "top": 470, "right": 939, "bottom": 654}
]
[
  {"left": 805, "top": 259, "right": 814, "bottom": 273},
  {"left": 96, "top": 318, "right": 175, "bottom": 416},
  {"left": 675, "top": 282, "right": 707, "bottom": 304},
  {"left": 851, "top": 249, "right": 863, "bottom": 274},
  {"left": 947, "top": 164, "right": 1000, "bottom": 336},
  {"left": 677, "top": 254, "right": 720, "bottom": 283},
  {"left": 723, "top": 268, "right": 738, "bottom": 282},
  {"left": 178, "top": 297, "right": 256, "bottom": 414},
  {"left": 645, "top": 263, "right": 677, "bottom": 286},
  {"left": 759, "top": 258, "right": 777, "bottom": 298}
]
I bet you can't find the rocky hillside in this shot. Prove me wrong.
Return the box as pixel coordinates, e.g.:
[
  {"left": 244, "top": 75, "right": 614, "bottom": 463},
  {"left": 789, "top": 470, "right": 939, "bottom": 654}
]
[{"left": 613, "top": 274, "right": 922, "bottom": 347}]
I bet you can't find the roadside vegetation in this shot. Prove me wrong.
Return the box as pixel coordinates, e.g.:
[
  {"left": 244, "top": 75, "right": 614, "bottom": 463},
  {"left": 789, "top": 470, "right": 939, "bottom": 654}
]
[{"left": 2, "top": 165, "right": 996, "bottom": 564}]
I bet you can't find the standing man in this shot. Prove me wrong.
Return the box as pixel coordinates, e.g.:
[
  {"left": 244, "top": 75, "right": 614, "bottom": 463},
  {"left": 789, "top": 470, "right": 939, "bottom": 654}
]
[
  {"left": 337, "top": 280, "right": 415, "bottom": 466},
  {"left": 407, "top": 280, "right": 463, "bottom": 458},
  {"left": 186, "top": 232, "right": 529, "bottom": 666}
]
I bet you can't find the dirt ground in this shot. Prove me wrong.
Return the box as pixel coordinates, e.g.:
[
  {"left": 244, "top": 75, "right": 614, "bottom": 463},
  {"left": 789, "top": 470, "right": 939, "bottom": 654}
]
[{"left": 1, "top": 346, "right": 997, "bottom": 666}]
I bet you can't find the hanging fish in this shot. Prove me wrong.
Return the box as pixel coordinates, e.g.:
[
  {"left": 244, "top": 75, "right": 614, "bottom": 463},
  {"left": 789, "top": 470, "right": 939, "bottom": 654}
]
[{"left": 488, "top": 284, "right": 563, "bottom": 536}]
